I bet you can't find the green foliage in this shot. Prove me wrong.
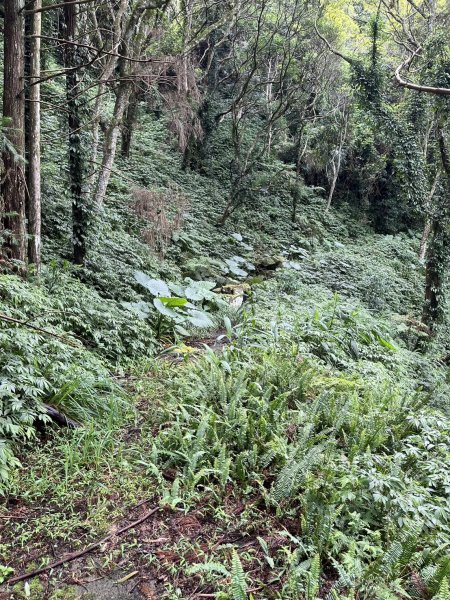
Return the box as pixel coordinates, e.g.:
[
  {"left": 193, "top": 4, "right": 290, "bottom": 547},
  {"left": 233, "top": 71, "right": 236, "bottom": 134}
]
[
  {"left": 144, "top": 308, "right": 449, "bottom": 597},
  {"left": 2, "top": 271, "right": 156, "bottom": 362},
  {"left": 0, "top": 564, "right": 14, "bottom": 584},
  {"left": 1, "top": 4, "right": 449, "bottom": 596},
  {"left": 0, "top": 273, "right": 143, "bottom": 483},
  {"left": 127, "top": 271, "right": 224, "bottom": 339}
]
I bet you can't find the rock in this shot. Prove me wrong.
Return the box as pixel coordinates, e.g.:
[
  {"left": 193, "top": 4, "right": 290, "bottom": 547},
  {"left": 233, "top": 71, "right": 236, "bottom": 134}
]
[
  {"left": 216, "top": 283, "right": 251, "bottom": 309},
  {"left": 220, "top": 283, "right": 251, "bottom": 294},
  {"left": 256, "top": 255, "right": 285, "bottom": 271}
]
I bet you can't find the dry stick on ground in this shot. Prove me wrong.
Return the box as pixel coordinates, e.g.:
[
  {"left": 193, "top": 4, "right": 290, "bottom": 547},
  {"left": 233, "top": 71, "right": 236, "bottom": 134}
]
[{"left": 5, "top": 507, "right": 160, "bottom": 586}]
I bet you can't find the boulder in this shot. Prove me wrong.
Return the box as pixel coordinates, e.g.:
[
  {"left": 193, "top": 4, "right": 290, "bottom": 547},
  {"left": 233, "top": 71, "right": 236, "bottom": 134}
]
[{"left": 256, "top": 255, "right": 285, "bottom": 271}]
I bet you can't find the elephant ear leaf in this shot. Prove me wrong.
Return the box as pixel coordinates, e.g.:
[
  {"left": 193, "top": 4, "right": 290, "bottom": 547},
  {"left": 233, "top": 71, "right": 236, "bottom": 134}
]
[
  {"left": 225, "top": 259, "right": 248, "bottom": 278},
  {"left": 160, "top": 297, "right": 188, "bottom": 308},
  {"left": 187, "top": 309, "right": 214, "bottom": 328},
  {"left": 134, "top": 271, "right": 171, "bottom": 297},
  {"left": 154, "top": 298, "right": 180, "bottom": 319},
  {"left": 185, "top": 280, "right": 217, "bottom": 301}
]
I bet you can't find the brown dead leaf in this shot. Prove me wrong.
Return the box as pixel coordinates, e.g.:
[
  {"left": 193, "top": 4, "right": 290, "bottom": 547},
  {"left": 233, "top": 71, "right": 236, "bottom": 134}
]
[{"left": 140, "top": 581, "right": 158, "bottom": 600}]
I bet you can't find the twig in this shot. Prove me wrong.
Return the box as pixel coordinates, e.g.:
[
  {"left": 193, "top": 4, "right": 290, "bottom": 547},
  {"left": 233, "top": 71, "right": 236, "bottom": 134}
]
[
  {"left": 5, "top": 507, "right": 159, "bottom": 586},
  {"left": 129, "top": 579, "right": 141, "bottom": 594}
]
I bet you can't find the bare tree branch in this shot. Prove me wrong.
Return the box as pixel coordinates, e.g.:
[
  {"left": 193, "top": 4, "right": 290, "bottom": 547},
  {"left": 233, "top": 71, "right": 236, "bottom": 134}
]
[{"left": 395, "top": 47, "right": 450, "bottom": 96}]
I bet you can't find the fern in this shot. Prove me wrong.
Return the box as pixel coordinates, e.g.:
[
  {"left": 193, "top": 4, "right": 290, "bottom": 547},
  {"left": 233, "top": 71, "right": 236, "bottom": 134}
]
[
  {"left": 187, "top": 562, "right": 230, "bottom": 577},
  {"left": 432, "top": 577, "right": 450, "bottom": 600},
  {"left": 231, "top": 550, "right": 247, "bottom": 600},
  {"left": 306, "top": 554, "right": 321, "bottom": 600}
]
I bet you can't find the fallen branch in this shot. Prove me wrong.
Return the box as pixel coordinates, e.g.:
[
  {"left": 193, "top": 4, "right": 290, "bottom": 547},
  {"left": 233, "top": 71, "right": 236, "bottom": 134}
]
[
  {"left": 5, "top": 506, "right": 159, "bottom": 586},
  {"left": 44, "top": 404, "right": 80, "bottom": 429},
  {"left": 0, "top": 313, "right": 79, "bottom": 347}
]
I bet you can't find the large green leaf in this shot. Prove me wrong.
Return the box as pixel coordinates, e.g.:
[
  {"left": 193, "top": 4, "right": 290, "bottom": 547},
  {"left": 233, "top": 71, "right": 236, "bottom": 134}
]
[
  {"left": 184, "top": 280, "right": 216, "bottom": 301},
  {"left": 154, "top": 298, "right": 181, "bottom": 320},
  {"left": 225, "top": 259, "right": 248, "bottom": 278},
  {"left": 160, "top": 297, "right": 188, "bottom": 308},
  {"left": 134, "top": 272, "right": 171, "bottom": 297},
  {"left": 186, "top": 309, "right": 214, "bottom": 328},
  {"left": 122, "top": 301, "right": 151, "bottom": 320},
  {"left": 168, "top": 282, "right": 186, "bottom": 297}
]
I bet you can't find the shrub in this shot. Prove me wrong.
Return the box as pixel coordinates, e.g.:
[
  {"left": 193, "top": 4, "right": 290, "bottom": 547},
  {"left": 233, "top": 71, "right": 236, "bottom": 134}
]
[{"left": 131, "top": 186, "right": 189, "bottom": 258}]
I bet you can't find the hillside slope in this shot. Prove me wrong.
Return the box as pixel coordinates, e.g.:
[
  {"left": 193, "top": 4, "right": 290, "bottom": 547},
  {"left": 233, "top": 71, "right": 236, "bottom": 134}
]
[{"left": 1, "top": 111, "right": 450, "bottom": 599}]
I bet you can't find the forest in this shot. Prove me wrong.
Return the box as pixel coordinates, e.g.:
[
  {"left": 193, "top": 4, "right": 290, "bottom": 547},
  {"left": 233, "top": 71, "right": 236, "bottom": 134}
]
[{"left": 0, "top": 0, "right": 449, "bottom": 598}]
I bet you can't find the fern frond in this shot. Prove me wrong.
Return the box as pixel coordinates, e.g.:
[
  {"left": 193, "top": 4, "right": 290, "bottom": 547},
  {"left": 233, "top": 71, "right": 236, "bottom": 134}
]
[
  {"left": 432, "top": 577, "right": 450, "bottom": 600},
  {"left": 187, "top": 562, "right": 230, "bottom": 577},
  {"left": 231, "top": 550, "right": 247, "bottom": 600},
  {"left": 306, "top": 554, "right": 321, "bottom": 600}
]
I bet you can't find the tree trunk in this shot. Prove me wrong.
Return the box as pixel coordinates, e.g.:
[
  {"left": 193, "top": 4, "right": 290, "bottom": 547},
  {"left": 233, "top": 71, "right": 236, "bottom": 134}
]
[
  {"left": 25, "top": 0, "right": 42, "bottom": 273},
  {"left": 1, "top": 0, "right": 27, "bottom": 262},
  {"left": 423, "top": 219, "right": 443, "bottom": 329},
  {"left": 419, "top": 219, "right": 431, "bottom": 262},
  {"left": 63, "top": 0, "right": 88, "bottom": 265},
  {"left": 326, "top": 159, "right": 339, "bottom": 211},
  {"left": 418, "top": 173, "right": 439, "bottom": 262},
  {"left": 326, "top": 110, "right": 348, "bottom": 211},
  {"left": 121, "top": 91, "right": 138, "bottom": 158},
  {"left": 87, "top": 0, "right": 128, "bottom": 191},
  {"left": 94, "top": 82, "right": 131, "bottom": 209},
  {"left": 292, "top": 128, "right": 307, "bottom": 223}
]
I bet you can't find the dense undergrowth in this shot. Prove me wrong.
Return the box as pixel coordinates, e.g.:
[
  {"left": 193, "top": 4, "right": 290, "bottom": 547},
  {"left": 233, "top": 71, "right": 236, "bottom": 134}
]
[
  {"left": 4, "top": 305, "right": 450, "bottom": 599},
  {"left": 1, "top": 109, "right": 449, "bottom": 598}
]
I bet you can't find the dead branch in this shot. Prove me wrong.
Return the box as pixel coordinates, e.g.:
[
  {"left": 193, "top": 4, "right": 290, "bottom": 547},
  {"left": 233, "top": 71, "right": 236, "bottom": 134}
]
[
  {"left": 314, "top": 21, "right": 355, "bottom": 66},
  {"left": 0, "top": 313, "right": 80, "bottom": 346},
  {"left": 5, "top": 506, "right": 159, "bottom": 586}
]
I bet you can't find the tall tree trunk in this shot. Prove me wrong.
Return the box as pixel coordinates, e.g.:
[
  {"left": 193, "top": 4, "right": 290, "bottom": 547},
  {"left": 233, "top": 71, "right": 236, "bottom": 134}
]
[
  {"left": 326, "top": 110, "right": 348, "bottom": 211},
  {"left": 419, "top": 219, "right": 431, "bottom": 262},
  {"left": 87, "top": 0, "right": 128, "bottom": 191},
  {"left": 63, "top": 0, "right": 88, "bottom": 265},
  {"left": 93, "top": 82, "right": 130, "bottom": 209},
  {"left": 121, "top": 91, "right": 138, "bottom": 158},
  {"left": 326, "top": 159, "right": 339, "bottom": 211},
  {"left": 1, "top": 0, "right": 27, "bottom": 262},
  {"left": 418, "top": 172, "right": 439, "bottom": 262},
  {"left": 93, "top": 0, "right": 146, "bottom": 209},
  {"left": 292, "top": 126, "right": 307, "bottom": 223},
  {"left": 25, "top": 0, "right": 42, "bottom": 273},
  {"left": 422, "top": 122, "right": 450, "bottom": 329},
  {"left": 423, "top": 219, "right": 445, "bottom": 329}
]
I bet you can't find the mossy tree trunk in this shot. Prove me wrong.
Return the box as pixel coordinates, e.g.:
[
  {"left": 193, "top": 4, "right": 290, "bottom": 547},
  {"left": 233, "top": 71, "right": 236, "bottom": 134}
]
[
  {"left": 25, "top": 0, "right": 42, "bottom": 273},
  {"left": 1, "top": 0, "right": 27, "bottom": 262},
  {"left": 63, "top": 0, "right": 88, "bottom": 265}
]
